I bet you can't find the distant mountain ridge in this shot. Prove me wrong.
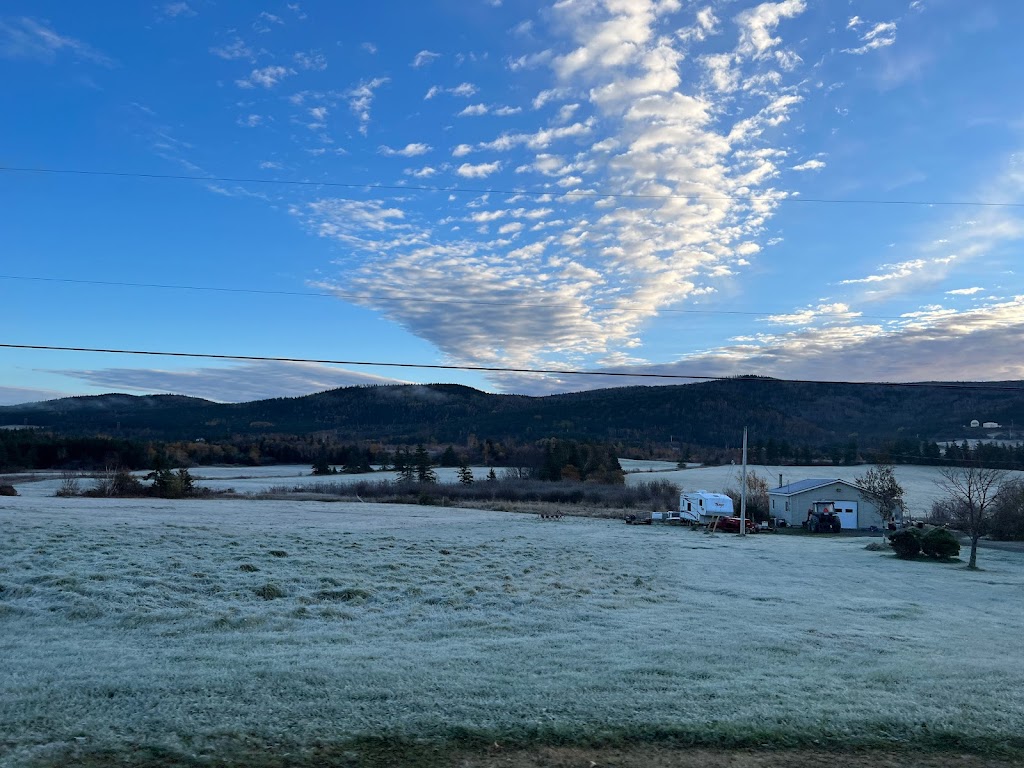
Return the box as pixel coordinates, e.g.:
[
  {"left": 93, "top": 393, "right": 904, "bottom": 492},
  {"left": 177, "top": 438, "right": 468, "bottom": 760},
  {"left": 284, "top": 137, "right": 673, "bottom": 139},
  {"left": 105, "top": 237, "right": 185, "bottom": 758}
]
[{"left": 2, "top": 380, "right": 1022, "bottom": 449}]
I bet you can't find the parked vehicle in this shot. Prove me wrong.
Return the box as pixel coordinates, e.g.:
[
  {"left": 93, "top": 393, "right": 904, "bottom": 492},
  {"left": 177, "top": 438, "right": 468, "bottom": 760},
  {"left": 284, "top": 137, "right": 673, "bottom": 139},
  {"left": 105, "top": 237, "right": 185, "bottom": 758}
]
[
  {"left": 623, "top": 514, "right": 652, "bottom": 525},
  {"left": 712, "top": 515, "right": 758, "bottom": 533}
]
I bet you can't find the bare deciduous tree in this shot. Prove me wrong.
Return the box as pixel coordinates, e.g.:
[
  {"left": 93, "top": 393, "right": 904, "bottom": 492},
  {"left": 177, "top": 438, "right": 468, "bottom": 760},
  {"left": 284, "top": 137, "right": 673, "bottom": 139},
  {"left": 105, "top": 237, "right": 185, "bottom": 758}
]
[
  {"left": 856, "top": 463, "right": 905, "bottom": 536},
  {"left": 937, "top": 464, "right": 1005, "bottom": 569}
]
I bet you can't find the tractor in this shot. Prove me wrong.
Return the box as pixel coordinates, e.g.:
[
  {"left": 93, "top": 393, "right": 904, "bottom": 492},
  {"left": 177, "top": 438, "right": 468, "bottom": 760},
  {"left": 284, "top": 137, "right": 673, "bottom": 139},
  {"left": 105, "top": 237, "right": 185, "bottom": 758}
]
[{"left": 804, "top": 503, "right": 843, "bottom": 533}]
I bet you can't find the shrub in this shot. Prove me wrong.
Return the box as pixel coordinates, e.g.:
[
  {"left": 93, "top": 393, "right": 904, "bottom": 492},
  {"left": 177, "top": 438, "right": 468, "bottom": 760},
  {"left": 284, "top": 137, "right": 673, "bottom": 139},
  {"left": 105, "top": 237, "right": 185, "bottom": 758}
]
[
  {"left": 86, "top": 468, "right": 144, "bottom": 497},
  {"left": 921, "top": 527, "right": 960, "bottom": 559},
  {"left": 0, "top": 484, "right": 18, "bottom": 497},
  {"left": 888, "top": 528, "right": 921, "bottom": 559},
  {"left": 55, "top": 473, "right": 81, "bottom": 497}
]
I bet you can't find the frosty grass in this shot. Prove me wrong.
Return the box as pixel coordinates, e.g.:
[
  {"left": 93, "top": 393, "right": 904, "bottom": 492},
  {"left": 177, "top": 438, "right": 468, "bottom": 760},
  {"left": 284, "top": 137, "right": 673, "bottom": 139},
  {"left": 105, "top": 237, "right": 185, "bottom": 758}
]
[{"left": 1, "top": 496, "right": 1022, "bottom": 765}]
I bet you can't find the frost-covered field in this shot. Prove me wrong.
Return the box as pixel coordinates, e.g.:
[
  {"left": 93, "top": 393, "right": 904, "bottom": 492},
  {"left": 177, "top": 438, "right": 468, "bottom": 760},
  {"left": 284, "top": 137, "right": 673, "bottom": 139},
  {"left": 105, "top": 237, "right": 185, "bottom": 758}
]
[{"left": 1, "top": 498, "right": 1023, "bottom": 766}]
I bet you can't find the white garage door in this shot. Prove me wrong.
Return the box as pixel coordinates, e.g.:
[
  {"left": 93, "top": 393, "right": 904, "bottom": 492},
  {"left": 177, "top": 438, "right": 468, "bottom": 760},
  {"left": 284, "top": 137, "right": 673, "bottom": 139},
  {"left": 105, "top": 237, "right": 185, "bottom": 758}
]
[{"left": 834, "top": 501, "right": 858, "bottom": 530}]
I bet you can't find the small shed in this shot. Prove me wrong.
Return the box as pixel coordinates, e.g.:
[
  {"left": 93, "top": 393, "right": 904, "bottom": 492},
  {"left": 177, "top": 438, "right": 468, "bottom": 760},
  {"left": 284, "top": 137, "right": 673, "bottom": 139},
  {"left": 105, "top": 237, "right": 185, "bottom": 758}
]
[{"left": 768, "top": 478, "right": 886, "bottom": 530}]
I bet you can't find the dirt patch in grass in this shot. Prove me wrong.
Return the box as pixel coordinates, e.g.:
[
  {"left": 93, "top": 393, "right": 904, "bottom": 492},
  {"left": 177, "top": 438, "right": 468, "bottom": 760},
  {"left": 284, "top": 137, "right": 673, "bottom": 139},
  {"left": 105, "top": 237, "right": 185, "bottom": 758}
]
[
  {"left": 459, "top": 746, "right": 1024, "bottom": 768},
  {"left": 33, "top": 745, "right": 1023, "bottom": 768}
]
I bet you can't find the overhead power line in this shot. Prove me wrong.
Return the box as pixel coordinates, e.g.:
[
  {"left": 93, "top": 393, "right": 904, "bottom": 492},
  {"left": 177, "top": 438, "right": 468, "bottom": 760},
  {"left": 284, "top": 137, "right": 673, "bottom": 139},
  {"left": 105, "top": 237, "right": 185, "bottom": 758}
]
[
  {"left": 0, "top": 274, "right": 913, "bottom": 321},
  {"left": 4, "top": 342, "right": 1024, "bottom": 392},
  {"left": 2, "top": 165, "right": 1023, "bottom": 208}
]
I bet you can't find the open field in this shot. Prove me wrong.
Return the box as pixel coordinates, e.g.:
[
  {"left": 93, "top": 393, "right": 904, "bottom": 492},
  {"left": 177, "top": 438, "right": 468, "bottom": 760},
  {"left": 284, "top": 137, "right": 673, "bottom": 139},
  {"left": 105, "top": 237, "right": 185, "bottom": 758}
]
[
  {"left": 10, "top": 462, "right": 1024, "bottom": 519},
  {"left": 1, "top": 497, "right": 1023, "bottom": 767}
]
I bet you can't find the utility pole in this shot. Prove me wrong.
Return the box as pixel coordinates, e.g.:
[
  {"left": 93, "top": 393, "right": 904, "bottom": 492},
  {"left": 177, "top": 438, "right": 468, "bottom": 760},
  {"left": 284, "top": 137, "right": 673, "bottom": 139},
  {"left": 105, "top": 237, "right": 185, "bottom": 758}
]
[{"left": 740, "top": 426, "right": 748, "bottom": 536}]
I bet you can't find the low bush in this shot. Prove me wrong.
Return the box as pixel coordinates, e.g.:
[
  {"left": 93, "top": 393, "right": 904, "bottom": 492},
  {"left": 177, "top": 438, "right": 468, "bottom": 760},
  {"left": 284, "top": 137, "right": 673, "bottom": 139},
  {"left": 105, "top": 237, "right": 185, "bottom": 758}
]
[
  {"left": 888, "top": 528, "right": 921, "bottom": 559},
  {"left": 921, "top": 527, "right": 960, "bottom": 559},
  {"left": 0, "top": 484, "right": 18, "bottom": 496},
  {"left": 268, "top": 478, "right": 681, "bottom": 511}
]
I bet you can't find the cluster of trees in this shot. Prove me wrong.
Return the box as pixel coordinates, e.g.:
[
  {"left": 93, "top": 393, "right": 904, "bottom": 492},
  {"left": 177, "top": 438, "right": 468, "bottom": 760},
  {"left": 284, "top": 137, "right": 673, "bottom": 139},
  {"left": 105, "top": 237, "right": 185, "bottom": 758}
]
[
  {"left": 0, "top": 430, "right": 150, "bottom": 471},
  {"left": 56, "top": 467, "right": 202, "bottom": 499}
]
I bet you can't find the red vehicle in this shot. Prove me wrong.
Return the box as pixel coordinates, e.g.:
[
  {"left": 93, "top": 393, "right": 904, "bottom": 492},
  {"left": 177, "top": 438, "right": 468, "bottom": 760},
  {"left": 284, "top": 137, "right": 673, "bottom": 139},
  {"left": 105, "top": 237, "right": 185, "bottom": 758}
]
[{"left": 711, "top": 515, "right": 758, "bottom": 533}]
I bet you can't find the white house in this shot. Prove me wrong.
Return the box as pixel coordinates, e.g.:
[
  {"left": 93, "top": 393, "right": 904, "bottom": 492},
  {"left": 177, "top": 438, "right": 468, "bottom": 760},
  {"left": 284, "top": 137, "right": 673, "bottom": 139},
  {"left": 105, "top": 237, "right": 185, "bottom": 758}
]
[{"left": 768, "top": 478, "right": 888, "bottom": 530}]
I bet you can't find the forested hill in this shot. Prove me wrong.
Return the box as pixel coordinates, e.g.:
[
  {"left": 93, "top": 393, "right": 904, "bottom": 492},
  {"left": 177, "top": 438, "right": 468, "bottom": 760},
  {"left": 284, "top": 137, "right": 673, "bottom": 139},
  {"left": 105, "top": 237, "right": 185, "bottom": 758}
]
[{"left": 2, "top": 380, "right": 1022, "bottom": 450}]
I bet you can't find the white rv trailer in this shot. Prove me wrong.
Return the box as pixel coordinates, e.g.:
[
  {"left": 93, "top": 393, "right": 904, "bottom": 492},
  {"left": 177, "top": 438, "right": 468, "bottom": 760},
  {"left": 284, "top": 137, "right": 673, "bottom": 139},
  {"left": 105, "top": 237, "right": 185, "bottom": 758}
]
[{"left": 678, "top": 490, "right": 734, "bottom": 524}]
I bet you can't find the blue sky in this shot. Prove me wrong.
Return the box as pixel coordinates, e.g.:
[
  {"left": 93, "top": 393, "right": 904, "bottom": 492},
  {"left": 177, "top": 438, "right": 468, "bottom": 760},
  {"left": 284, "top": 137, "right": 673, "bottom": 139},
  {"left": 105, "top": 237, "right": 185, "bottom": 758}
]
[{"left": 2, "top": 0, "right": 1023, "bottom": 404}]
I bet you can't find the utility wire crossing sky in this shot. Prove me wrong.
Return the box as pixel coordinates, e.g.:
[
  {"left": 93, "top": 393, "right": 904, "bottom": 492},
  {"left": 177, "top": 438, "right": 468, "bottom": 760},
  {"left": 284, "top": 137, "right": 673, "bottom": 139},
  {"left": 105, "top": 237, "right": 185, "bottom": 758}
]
[{"left": 2, "top": 1, "right": 1024, "bottom": 404}]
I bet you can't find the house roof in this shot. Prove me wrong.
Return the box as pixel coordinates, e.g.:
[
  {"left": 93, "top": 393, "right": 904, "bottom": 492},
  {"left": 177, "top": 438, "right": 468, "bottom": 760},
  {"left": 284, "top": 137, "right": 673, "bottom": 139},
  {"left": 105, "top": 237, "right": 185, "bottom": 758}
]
[{"left": 770, "top": 478, "right": 863, "bottom": 495}]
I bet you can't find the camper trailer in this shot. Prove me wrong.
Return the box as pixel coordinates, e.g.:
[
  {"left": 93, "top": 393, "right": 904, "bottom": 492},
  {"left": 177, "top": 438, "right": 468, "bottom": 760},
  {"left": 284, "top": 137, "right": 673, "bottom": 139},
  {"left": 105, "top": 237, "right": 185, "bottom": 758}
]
[{"left": 678, "top": 490, "right": 734, "bottom": 524}]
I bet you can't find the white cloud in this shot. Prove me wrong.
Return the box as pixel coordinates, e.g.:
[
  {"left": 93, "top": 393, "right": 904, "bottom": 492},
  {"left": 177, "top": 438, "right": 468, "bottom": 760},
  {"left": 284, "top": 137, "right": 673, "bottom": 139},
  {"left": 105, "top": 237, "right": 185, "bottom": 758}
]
[
  {"left": 0, "top": 16, "right": 114, "bottom": 66},
  {"left": 456, "top": 161, "right": 502, "bottom": 178},
  {"left": 252, "top": 11, "right": 284, "bottom": 32},
  {"left": 210, "top": 37, "right": 253, "bottom": 61},
  {"left": 763, "top": 303, "right": 861, "bottom": 326},
  {"left": 947, "top": 287, "right": 984, "bottom": 296},
  {"left": 843, "top": 19, "right": 898, "bottom": 55},
  {"left": 346, "top": 77, "right": 389, "bottom": 135},
  {"left": 411, "top": 50, "right": 441, "bottom": 67},
  {"left": 293, "top": 50, "right": 327, "bottom": 70},
  {"left": 493, "top": 105, "right": 523, "bottom": 116},
  {"left": 161, "top": 2, "right": 196, "bottom": 19},
  {"left": 507, "top": 49, "right": 553, "bottom": 71},
  {"left": 701, "top": 52, "right": 740, "bottom": 92},
  {"left": 424, "top": 82, "right": 478, "bottom": 99},
  {"left": 532, "top": 87, "right": 571, "bottom": 109},
  {"left": 361, "top": 42, "right": 377, "bottom": 54},
  {"left": 792, "top": 159, "right": 825, "bottom": 171},
  {"left": 679, "top": 6, "right": 719, "bottom": 43},
  {"left": 405, "top": 166, "right": 438, "bottom": 178},
  {"left": 735, "top": 0, "right": 807, "bottom": 59},
  {"left": 379, "top": 143, "right": 433, "bottom": 157},
  {"left": 632, "top": 297, "right": 1024, "bottom": 387},
  {"left": 458, "top": 103, "right": 489, "bottom": 117},
  {"left": 59, "top": 361, "right": 405, "bottom": 402},
  {"left": 236, "top": 65, "right": 294, "bottom": 89},
  {"left": 237, "top": 114, "right": 263, "bottom": 128}
]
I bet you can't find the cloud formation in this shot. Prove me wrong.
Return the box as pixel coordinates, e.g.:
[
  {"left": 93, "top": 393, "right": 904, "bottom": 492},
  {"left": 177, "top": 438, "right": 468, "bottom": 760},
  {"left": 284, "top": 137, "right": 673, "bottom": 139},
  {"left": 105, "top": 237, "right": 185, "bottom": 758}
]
[
  {"left": 290, "top": 0, "right": 815, "bottom": 382},
  {"left": 0, "top": 16, "right": 113, "bottom": 66},
  {"left": 57, "top": 362, "right": 407, "bottom": 403}
]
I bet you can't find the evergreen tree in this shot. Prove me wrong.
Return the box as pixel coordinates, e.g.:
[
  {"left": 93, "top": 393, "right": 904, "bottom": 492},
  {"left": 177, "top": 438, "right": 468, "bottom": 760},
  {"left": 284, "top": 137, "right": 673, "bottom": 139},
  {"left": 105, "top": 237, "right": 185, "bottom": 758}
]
[
  {"left": 440, "top": 445, "right": 459, "bottom": 467},
  {"left": 394, "top": 447, "right": 415, "bottom": 483},
  {"left": 487, "top": 466, "right": 497, "bottom": 482},
  {"left": 414, "top": 444, "right": 437, "bottom": 484},
  {"left": 457, "top": 462, "right": 474, "bottom": 485},
  {"left": 311, "top": 454, "right": 332, "bottom": 476}
]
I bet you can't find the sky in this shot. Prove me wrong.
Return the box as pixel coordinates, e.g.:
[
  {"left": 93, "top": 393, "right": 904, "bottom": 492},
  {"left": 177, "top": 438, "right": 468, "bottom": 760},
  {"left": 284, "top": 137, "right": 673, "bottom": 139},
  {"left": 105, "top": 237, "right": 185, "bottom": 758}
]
[{"left": 2, "top": 0, "right": 1024, "bottom": 405}]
